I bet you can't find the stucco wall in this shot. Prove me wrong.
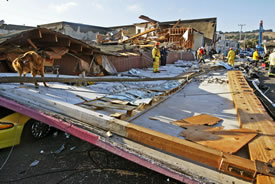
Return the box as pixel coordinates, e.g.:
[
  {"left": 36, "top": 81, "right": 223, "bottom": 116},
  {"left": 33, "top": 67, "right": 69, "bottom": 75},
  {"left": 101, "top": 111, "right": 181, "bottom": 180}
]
[
  {"left": 62, "top": 25, "right": 98, "bottom": 41},
  {"left": 193, "top": 32, "right": 204, "bottom": 50}
]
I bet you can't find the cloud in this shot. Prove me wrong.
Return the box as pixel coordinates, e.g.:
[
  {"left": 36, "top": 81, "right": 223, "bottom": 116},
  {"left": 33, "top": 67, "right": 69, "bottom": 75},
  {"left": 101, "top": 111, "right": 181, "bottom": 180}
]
[
  {"left": 127, "top": 4, "right": 142, "bottom": 13},
  {"left": 49, "top": 2, "right": 77, "bottom": 14}
]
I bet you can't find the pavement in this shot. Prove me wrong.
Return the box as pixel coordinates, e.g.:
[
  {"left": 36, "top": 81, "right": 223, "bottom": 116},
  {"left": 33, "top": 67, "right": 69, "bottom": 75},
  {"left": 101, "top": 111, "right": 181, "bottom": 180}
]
[{"left": 0, "top": 130, "right": 180, "bottom": 184}]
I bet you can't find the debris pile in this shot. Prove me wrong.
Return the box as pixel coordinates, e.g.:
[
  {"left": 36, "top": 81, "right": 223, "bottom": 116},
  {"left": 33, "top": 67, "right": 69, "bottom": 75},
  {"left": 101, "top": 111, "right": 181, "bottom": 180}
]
[
  {"left": 96, "top": 15, "right": 204, "bottom": 51},
  {"left": 0, "top": 28, "right": 116, "bottom": 76}
]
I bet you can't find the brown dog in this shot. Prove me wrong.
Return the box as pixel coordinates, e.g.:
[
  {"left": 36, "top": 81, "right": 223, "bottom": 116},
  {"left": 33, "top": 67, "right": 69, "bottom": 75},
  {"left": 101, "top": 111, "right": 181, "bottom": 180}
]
[{"left": 12, "top": 51, "right": 48, "bottom": 87}]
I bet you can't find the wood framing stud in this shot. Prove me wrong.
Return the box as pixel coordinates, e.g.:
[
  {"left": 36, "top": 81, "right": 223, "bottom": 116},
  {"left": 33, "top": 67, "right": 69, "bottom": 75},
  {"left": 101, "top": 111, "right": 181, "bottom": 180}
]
[
  {"left": 55, "top": 34, "right": 58, "bottom": 42},
  {"left": 38, "top": 29, "right": 42, "bottom": 38},
  {"left": 27, "top": 39, "right": 38, "bottom": 50}
]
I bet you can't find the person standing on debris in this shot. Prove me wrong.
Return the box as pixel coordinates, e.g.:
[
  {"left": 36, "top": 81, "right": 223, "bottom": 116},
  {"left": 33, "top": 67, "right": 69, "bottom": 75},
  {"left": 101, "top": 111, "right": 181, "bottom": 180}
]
[
  {"left": 227, "top": 48, "right": 235, "bottom": 67},
  {"left": 152, "top": 42, "right": 161, "bottom": 73},
  {"left": 160, "top": 45, "right": 168, "bottom": 66},
  {"left": 268, "top": 48, "right": 275, "bottom": 77},
  {"left": 196, "top": 48, "right": 201, "bottom": 61},
  {"left": 253, "top": 49, "right": 259, "bottom": 67},
  {"left": 198, "top": 47, "right": 206, "bottom": 64}
]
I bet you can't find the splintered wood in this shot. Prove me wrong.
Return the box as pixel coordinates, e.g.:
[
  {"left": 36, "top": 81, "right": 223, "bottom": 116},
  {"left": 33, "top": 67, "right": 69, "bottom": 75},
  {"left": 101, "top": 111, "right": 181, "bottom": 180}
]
[
  {"left": 228, "top": 71, "right": 275, "bottom": 183},
  {"left": 180, "top": 126, "right": 257, "bottom": 153},
  {"left": 173, "top": 114, "right": 222, "bottom": 127}
]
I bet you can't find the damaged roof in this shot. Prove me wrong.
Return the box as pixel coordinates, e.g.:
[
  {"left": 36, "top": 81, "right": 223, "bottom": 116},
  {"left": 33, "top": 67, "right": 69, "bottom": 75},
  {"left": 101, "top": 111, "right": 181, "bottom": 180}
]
[
  {"left": 0, "top": 23, "right": 34, "bottom": 31},
  {"left": 110, "top": 17, "right": 217, "bottom": 41},
  {"left": 0, "top": 27, "right": 108, "bottom": 55},
  {"left": 159, "top": 17, "right": 217, "bottom": 40},
  {"left": 38, "top": 21, "right": 112, "bottom": 34}
]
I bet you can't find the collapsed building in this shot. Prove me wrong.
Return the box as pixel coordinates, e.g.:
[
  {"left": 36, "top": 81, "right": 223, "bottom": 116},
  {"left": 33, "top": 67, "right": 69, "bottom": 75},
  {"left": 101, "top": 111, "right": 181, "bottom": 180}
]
[
  {"left": 0, "top": 28, "right": 116, "bottom": 76},
  {"left": 2, "top": 17, "right": 214, "bottom": 74}
]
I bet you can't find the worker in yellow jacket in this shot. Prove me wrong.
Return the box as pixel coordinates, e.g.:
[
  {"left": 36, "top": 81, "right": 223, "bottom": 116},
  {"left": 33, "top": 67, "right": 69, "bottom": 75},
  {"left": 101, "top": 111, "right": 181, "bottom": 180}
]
[
  {"left": 152, "top": 42, "right": 161, "bottom": 73},
  {"left": 227, "top": 48, "right": 235, "bottom": 67},
  {"left": 252, "top": 49, "right": 259, "bottom": 66},
  {"left": 268, "top": 48, "right": 275, "bottom": 77}
]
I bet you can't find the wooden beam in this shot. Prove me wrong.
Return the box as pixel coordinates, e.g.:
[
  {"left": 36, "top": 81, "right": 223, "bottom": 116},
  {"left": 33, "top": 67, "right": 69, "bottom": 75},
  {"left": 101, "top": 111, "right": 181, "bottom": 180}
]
[
  {"left": 55, "top": 34, "right": 58, "bottom": 42},
  {"left": 138, "top": 15, "right": 158, "bottom": 23},
  {"left": 172, "top": 19, "right": 181, "bottom": 29},
  {"left": 27, "top": 39, "right": 38, "bottom": 50},
  {"left": 0, "top": 74, "right": 195, "bottom": 83},
  {"left": 228, "top": 71, "right": 275, "bottom": 183},
  {"left": 122, "top": 28, "right": 158, "bottom": 43},
  {"left": 0, "top": 86, "right": 273, "bottom": 181},
  {"left": 38, "top": 29, "right": 42, "bottom": 38}
]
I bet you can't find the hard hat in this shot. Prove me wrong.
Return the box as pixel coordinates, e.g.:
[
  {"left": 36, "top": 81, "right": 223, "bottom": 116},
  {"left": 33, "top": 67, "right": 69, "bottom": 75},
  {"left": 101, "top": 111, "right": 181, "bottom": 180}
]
[{"left": 156, "top": 42, "right": 160, "bottom": 46}]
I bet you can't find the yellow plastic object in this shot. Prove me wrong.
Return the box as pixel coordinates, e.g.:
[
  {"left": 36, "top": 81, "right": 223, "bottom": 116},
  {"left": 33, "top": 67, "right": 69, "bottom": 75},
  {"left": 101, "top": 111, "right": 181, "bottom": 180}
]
[{"left": 0, "top": 112, "right": 30, "bottom": 149}]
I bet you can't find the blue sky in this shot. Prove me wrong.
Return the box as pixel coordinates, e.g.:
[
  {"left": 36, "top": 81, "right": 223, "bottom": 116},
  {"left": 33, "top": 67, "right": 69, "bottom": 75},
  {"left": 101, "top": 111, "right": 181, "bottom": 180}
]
[{"left": 0, "top": 0, "right": 274, "bottom": 32}]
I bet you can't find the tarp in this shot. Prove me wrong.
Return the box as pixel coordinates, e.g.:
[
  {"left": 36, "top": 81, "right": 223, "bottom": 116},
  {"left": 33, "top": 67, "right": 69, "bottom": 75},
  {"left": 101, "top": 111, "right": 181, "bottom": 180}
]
[{"left": 102, "top": 55, "right": 117, "bottom": 74}]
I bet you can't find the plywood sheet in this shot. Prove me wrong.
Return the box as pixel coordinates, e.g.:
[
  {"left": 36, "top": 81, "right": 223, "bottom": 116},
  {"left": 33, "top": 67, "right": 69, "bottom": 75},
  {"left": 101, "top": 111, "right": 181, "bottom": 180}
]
[
  {"left": 173, "top": 114, "right": 222, "bottom": 127},
  {"left": 180, "top": 126, "right": 258, "bottom": 153}
]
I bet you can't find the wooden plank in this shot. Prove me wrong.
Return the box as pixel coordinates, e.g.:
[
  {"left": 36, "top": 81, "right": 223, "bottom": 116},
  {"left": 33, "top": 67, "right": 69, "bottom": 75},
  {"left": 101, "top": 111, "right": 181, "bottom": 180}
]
[
  {"left": 180, "top": 126, "right": 258, "bottom": 153},
  {"left": 173, "top": 114, "right": 222, "bottom": 127},
  {"left": 0, "top": 86, "right": 270, "bottom": 181},
  {"left": 100, "top": 97, "right": 129, "bottom": 105},
  {"left": 172, "top": 19, "right": 181, "bottom": 29},
  {"left": 138, "top": 15, "right": 158, "bottom": 23},
  {"left": 228, "top": 71, "right": 275, "bottom": 182},
  {"left": 84, "top": 100, "right": 135, "bottom": 111},
  {"left": 0, "top": 75, "right": 193, "bottom": 84},
  {"left": 27, "top": 39, "right": 38, "bottom": 50}
]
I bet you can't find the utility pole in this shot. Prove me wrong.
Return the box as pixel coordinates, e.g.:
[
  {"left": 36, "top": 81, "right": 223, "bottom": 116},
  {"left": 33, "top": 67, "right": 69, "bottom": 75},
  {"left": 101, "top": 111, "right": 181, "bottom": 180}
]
[{"left": 238, "top": 24, "right": 246, "bottom": 40}]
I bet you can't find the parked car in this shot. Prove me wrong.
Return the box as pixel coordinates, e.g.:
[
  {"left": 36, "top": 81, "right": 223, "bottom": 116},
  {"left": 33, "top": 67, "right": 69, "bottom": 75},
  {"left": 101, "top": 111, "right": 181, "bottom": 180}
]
[{"left": 0, "top": 106, "right": 51, "bottom": 149}]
